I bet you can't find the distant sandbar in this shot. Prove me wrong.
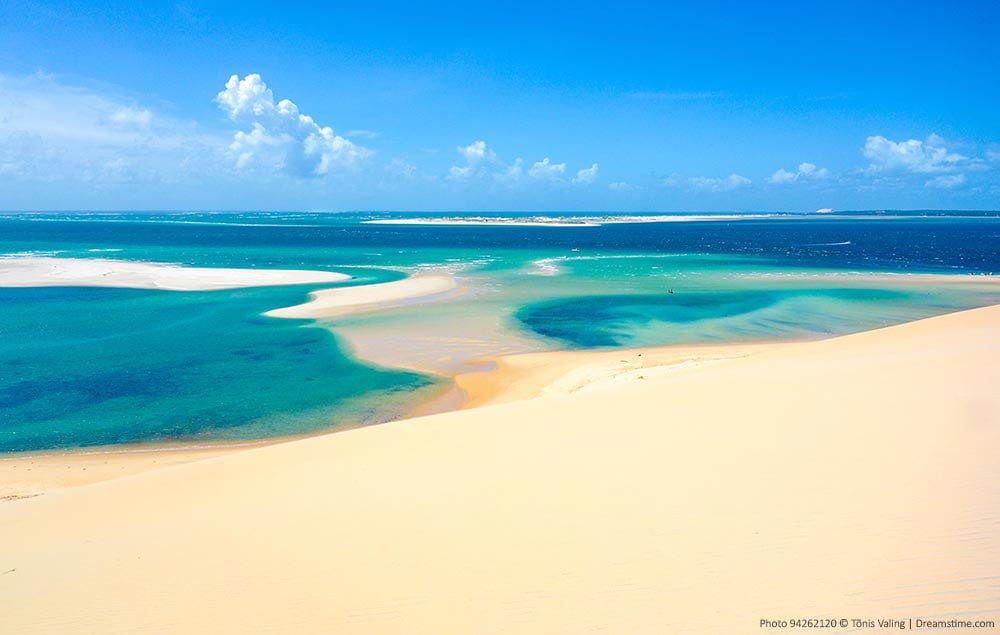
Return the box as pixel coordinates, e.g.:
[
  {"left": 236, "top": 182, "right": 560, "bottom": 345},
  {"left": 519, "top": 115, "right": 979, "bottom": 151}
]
[{"left": 362, "top": 214, "right": 783, "bottom": 227}]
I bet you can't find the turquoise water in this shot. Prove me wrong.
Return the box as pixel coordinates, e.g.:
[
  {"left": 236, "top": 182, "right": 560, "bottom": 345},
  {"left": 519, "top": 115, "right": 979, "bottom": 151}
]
[
  {"left": 0, "top": 284, "right": 438, "bottom": 451},
  {"left": 518, "top": 288, "right": 904, "bottom": 347},
  {"left": 1, "top": 211, "right": 998, "bottom": 452}
]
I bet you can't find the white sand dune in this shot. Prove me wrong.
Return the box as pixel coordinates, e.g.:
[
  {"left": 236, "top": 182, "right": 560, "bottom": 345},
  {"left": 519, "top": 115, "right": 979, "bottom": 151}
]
[
  {"left": 265, "top": 274, "right": 461, "bottom": 318},
  {"left": 0, "top": 257, "right": 350, "bottom": 291},
  {"left": 1, "top": 305, "right": 998, "bottom": 634},
  {"left": 0, "top": 445, "right": 245, "bottom": 502}
]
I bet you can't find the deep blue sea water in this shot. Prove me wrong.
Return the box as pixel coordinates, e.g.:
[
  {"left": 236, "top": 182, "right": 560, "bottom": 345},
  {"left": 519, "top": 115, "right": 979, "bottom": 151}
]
[{"left": 1, "top": 211, "right": 998, "bottom": 452}]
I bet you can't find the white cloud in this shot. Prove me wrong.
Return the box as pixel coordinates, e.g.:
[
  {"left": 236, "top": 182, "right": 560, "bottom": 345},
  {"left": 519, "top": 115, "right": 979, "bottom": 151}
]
[
  {"left": 768, "top": 162, "right": 830, "bottom": 185},
  {"left": 572, "top": 162, "right": 599, "bottom": 184},
  {"left": 230, "top": 122, "right": 281, "bottom": 170},
  {"left": 925, "top": 174, "right": 966, "bottom": 189},
  {"left": 457, "top": 140, "right": 496, "bottom": 163},
  {"left": 449, "top": 139, "right": 498, "bottom": 179},
  {"left": 768, "top": 168, "right": 797, "bottom": 185},
  {"left": 216, "top": 74, "right": 274, "bottom": 119},
  {"left": 0, "top": 72, "right": 220, "bottom": 184},
  {"left": 108, "top": 106, "right": 153, "bottom": 128},
  {"left": 692, "top": 174, "right": 752, "bottom": 191},
  {"left": 863, "top": 134, "right": 968, "bottom": 174},
  {"left": 448, "top": 141, "right": 593, "bottom": 187},
  {"left": 527, "top": 157, "right": 566, "bottom": 180},
  {"left": 216, "top": 73, "right": 372, "bottom": 177},
  {"left": 306, "top": 124, "right": 369, "bottom": 175},
  {"left": 667, "top": 173, "right": 751, "bottom": 192},
  {"left": 448, "top": 165, "right": 473, "bottom": 179}
]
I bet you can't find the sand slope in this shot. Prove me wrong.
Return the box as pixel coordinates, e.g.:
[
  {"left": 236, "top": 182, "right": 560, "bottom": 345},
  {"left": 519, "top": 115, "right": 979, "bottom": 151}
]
[{"left": 1, "top": 306, "right": 999, "bottom": 634}]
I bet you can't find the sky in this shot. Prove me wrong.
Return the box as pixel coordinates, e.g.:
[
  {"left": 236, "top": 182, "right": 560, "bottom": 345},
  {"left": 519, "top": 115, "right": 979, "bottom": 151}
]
[{"left": 0, "top": 0, "right": 998, "bottom": 212}]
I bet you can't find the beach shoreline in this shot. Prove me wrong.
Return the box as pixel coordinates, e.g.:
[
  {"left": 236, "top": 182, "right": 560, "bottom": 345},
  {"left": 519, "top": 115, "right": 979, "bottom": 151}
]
[
  {"left": 0, "top": 334, "right": 803, "bottom": 499},
  {"left": 2, "top": 304, "right": 994, "bottom": 498}
]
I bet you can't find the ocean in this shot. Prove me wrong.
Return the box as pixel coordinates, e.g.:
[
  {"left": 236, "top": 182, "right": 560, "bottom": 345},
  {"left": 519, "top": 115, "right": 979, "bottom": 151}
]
[{"left": 1, "top": 211, "right": 998, "bottom": 453}]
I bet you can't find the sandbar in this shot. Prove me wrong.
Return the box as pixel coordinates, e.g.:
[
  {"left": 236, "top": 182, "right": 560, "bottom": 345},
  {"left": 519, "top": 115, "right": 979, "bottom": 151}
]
[
  {"left": 362, "top": 214, "right": 785, "bottom": 226},
  {"left": 0, "top": 256, "right": 350, "bottom": 291},
  {"left": 363, "top": 217, "right": 600, "bottom": 226},
  {"left": 265, "top": 274, "right": 462, "bottom": 319}
]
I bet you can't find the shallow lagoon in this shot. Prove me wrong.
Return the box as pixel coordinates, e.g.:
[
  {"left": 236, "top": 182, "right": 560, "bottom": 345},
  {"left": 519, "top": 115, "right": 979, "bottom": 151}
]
[{"left": 1, "top": 211, "right": 998, "bottom": 452}]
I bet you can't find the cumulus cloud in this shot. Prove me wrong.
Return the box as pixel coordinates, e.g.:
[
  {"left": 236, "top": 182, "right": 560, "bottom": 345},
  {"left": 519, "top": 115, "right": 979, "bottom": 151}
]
[
  {"left": 666, "top": 173, "right": 752, "bottom": 192},
  {"left": 925, "top": 174, "right": 966, "bottom": 189},
  {"left": 448, "top": 140, "right": 594, "bottom": 186},
  {"left": 448, "top": 139, "right": 498, "bottom": 179},
  {"left": 216, "top": 74, "right": 274, "bottom": 119},
  {"left": 230, "top": 123, "right": 281, "bottom": 170},
  {"left": 768, "top": 162, "right": 830, "bottom": 184},
  {"left": 862, "top": 134, "right": 968, "bottom": 174},
  {"left": 572, "top": 163, "right": 599, "bottom": 184},
  {"left": 216, "top": 74, "right": 371, "bottom": 177},
  {"left": 768, "top": 169, "right": 796, "bottom": 185},
  {"left": 457, "top": 140, "right": 496, "bottom": 163},
  {"left": 527, "top": 157, "right": 566, "bottom": 180}
]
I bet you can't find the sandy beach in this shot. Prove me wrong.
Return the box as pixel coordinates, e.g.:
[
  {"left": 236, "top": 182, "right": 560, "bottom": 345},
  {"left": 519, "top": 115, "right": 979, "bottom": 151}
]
[
  {"left": 0, "top": 257, "right": 351, "bottom": 290},
  {"left": 1, "top": 304, "right": 998, "bottom": 633}
]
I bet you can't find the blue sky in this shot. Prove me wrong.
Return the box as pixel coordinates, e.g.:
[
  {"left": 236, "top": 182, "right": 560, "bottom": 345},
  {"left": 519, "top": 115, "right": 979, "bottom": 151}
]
[{"left": 1, "top": 0, "right": 998, "bottom": 211}]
